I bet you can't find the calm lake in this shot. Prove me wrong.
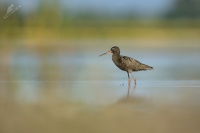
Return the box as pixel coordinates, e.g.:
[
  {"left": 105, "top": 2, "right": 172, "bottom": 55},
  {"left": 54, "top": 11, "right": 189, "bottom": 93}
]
[{"left": 0, "top": 39, "right": 200, "bottom": 133}]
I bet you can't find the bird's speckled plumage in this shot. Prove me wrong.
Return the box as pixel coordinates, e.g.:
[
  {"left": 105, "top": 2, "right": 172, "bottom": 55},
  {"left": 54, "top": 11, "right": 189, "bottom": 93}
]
[
  {"left": 100, "top": 46, "right": 153, "bottom": 85},
  {"left": 111, "top": 46, "right": 153, "bottom": 73}
]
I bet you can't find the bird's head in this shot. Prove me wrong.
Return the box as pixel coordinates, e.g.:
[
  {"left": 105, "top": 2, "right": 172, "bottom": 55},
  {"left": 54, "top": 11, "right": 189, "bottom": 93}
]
[
  {"left": 99, "top": 46, "right": 120, "bottom": 57},
  {"left": 110, "top": 46, "right": 120, "bottom": 54}
]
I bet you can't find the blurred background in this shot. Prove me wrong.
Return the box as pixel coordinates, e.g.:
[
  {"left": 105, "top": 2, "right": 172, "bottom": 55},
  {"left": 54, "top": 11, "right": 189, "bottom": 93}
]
[
  {"left": 0, "top": 0, "right": 200, "bottom": 81},
  {"left": 0, "top": 0, "right": 200, "bottom": 133}
]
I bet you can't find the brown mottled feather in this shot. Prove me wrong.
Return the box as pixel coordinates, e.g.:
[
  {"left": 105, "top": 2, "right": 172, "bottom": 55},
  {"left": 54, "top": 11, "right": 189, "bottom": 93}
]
[{"left": 112, "top": 55, "right": 153, "bottom": 72}]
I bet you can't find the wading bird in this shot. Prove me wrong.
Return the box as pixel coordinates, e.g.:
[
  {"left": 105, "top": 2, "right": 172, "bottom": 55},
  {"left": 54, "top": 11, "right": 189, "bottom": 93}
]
[{"left": 99, "top": 46, "right": 153, "bottom": 85}]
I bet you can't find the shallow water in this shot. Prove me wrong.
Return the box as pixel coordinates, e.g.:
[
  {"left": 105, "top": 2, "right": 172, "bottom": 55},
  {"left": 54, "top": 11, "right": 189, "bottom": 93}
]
[
  {"left": 1, "top": 80, "right": 200, "bottom": 106},
  {"left": 1, "top": 40, "right": 200, "bottom": 133}
]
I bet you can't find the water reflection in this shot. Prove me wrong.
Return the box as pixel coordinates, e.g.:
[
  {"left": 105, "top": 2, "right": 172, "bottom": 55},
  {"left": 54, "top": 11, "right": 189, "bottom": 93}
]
[
  {"left": 2, "top": 80, "right": 200, "bottom": 105},
  {"left": 127, "top": 83, "right": 136, "bottom": 99}
]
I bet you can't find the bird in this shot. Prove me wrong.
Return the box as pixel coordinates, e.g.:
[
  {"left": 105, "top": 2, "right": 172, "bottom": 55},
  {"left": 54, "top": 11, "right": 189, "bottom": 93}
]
[{"left": 99, "top": 46, "right": 153, "bottom": 85}]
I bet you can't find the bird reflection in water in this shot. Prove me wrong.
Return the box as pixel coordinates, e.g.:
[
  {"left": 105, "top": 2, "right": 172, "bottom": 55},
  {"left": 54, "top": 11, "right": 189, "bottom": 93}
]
[{"left": 127, "top": 83, "right": 136, "bottom": 99}]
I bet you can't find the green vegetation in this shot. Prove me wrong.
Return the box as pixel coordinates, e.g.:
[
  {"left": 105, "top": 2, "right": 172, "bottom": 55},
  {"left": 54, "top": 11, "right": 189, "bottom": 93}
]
[
  {"left": 1, "top": 19, "right": 200, "bottom": 41},
  {"left": 0, "top": 0, "right": 200, "bottom": 44}
]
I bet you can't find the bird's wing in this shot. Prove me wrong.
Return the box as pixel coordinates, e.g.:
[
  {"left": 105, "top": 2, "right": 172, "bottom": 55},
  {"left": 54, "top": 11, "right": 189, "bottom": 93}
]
[
  {"left": 121, "top": 56, "right": 153, "bottom": 71},
  {"left": 120, "top": 56, "right": 139, "bottom": 65}
]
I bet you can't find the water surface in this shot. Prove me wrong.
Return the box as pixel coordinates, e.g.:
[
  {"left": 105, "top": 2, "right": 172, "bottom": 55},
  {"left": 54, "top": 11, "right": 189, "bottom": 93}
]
[{"left": 1, "top": 40, "right": 200, "bottom": 133}]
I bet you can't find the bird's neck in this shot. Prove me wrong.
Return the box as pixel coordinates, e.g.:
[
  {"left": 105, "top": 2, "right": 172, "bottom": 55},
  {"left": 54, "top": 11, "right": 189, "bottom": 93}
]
[
  {"left": 112, "top": 53, "right": 121, "bottom": 66},
  {"left": 112, "top": 53, "right": 120, "bottom": 59}
]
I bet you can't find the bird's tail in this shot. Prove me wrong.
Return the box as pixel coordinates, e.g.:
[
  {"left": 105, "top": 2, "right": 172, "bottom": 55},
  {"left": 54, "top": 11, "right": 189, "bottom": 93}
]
[{"left": 140, "top": 64, "right": 153, "bottom": 70}]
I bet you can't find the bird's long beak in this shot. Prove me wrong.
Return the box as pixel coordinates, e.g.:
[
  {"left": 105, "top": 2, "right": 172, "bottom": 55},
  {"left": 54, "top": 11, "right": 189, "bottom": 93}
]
[{"left": 99, "top": 50, "right": 112, "bottom": 57}]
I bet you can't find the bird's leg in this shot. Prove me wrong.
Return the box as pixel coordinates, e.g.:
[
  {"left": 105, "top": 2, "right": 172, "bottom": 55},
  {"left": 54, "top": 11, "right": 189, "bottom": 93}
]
[
  {"left": 131, "top": 72, "right": 136, "bottom": 86},
  {"left": 127, "top": 72, "right": 131, "bottom": 85}
]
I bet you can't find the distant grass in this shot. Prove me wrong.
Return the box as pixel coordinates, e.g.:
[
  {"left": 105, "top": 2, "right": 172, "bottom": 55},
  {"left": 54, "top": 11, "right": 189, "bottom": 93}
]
[
  {"left": 1, "top": 20, "right": 200, "bottom": 45},
  {"left": 1, "top": 26, "right": 200, "bottom": 39}
]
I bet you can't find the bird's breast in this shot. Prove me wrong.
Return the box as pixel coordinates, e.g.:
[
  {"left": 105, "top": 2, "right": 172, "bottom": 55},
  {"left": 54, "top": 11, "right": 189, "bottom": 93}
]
[{"left": 112, "top": 55, "right": 126, "bottom": 71}]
